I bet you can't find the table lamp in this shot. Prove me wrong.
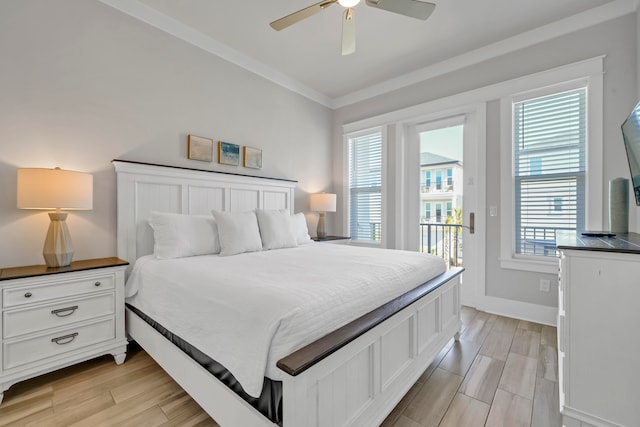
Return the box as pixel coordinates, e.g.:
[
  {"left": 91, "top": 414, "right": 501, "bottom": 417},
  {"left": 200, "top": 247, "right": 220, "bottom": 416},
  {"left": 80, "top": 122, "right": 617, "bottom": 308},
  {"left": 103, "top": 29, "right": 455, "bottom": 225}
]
[
  {"left": 17, "top": 167, "right": 93, "bottom": 268},
  {"left": 310, "top": 193, "right": 336, "bottom": 239}
]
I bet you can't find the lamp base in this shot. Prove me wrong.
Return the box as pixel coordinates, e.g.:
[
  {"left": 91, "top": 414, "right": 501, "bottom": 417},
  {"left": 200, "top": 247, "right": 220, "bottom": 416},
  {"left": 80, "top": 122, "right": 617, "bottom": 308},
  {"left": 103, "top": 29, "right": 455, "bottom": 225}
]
[
  {"left": 43, "top": 212, "right": 74, "bottom": 268},
  {"left": 317, "top": 212, "right": 327, "bottom": 239}
]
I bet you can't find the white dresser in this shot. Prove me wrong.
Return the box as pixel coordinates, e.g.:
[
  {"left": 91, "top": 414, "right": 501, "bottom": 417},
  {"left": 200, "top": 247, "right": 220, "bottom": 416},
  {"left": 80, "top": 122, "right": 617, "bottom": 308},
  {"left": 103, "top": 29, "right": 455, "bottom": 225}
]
[
  {"left": 557, "top": 232, "right": 640, "bottom": 427},
  {"left": 0, "top": 257, "right": 128, "bottom": 404}
]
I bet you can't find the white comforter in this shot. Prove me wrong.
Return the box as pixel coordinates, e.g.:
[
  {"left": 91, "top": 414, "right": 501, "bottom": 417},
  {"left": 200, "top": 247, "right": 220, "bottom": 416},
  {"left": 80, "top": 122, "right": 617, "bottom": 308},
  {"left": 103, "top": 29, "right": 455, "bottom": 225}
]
[{"left": 125, "top": 243, "right": 445, "bottom": 397}]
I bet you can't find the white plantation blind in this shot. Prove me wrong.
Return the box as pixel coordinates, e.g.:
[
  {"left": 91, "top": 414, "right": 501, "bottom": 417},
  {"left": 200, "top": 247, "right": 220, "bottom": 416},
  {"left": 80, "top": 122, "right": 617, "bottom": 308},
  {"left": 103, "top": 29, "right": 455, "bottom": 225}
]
[
  {"left": 514, "top": 88, "right": 586, "bottom": 256},
  {"left": 348, "top": 131, "right": 382, "bottom": 242}
]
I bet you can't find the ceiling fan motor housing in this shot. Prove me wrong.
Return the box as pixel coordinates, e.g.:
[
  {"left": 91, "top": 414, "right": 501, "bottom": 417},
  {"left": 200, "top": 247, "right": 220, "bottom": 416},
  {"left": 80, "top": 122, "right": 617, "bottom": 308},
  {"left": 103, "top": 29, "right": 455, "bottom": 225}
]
[{"left": 338, "top": 0, "right": 360, "bottom": 7}]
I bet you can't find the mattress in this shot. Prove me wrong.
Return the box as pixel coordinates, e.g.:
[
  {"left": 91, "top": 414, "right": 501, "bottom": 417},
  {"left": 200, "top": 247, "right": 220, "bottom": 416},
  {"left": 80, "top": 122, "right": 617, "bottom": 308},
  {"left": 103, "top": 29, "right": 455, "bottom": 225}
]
[
  {"left": 125, "top": 243, "right": 446, "bottom": 397},
  {"left": 126, "top": 303, "right": 283, "bottom": 425}
]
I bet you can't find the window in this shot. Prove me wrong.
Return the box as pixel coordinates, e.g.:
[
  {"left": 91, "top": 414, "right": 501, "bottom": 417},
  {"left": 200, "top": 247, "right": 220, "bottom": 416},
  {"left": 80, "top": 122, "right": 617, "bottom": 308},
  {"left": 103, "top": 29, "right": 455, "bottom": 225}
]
[
  {"left": 425, "top": 171, "right": 431, "bottom": 188},
  {"left": 425, "top": 203, "right": 431, "bottom": 221},
  {"left": 514, "top": 88, "right": 585, "bottom": 257},
  {"left": 500, "top": 58, "right": 603, "bottom": 274},
  {"left": 529, "top": 158, "right": 542, "bottom": 175},
  {"left": 446, "top": 202, "right": 452, "bottom": 219},
  {"left": 435, "top": 171, "right": 442, "bottom": 190},
  {"left": 347, "top": 130, "right": 383, "bottom": 243},
  {"left": 446, "top": 168, "right": 453, "bottom": 187},
  {"left": 435, "top": 203, "right": 442, "bottom": 222}
]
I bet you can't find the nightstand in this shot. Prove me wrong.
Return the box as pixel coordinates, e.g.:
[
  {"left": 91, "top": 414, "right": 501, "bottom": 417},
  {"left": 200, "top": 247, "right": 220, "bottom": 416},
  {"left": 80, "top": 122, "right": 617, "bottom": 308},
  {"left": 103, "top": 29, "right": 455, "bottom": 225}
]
[
  {"left": 312, "top": 235, "right": 351, "bottom": 244},
  {"left": 0, "top": 257, "right": 129, "bottom": 404}
]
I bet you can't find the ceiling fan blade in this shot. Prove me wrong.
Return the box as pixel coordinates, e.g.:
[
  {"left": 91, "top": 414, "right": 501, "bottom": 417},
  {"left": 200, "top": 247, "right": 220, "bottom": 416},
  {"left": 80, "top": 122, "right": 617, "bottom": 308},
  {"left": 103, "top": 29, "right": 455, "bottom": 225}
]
[
  {"left": 270, "top": 0, "right": 337, "bottom": 31},
  {"left": 365, "top": 0, "right": 435, "bottom": 20},
  {"left": 342, "top": 8, "right": 356, "bottom": 55}
]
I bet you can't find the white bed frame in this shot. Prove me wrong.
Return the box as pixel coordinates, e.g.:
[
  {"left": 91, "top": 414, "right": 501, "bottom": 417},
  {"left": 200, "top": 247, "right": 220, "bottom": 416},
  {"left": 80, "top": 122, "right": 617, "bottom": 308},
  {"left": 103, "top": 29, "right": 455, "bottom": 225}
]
[{"left": 114, "top": 160, "right": 462, "bottom": 427}]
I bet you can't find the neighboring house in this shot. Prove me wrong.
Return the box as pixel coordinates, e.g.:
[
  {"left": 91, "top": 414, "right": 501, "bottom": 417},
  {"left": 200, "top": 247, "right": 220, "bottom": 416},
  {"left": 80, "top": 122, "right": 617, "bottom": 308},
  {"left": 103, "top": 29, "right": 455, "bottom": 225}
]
[{"left": 420, "top": 152, "right": 463, "bottom": 224}]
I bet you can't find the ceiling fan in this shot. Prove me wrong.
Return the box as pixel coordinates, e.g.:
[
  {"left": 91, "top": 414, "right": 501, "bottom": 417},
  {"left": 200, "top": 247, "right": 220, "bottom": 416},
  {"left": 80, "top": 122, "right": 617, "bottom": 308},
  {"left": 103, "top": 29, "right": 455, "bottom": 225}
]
[{"left": 270, "top": 0, "right": 436, "bottom": 56}]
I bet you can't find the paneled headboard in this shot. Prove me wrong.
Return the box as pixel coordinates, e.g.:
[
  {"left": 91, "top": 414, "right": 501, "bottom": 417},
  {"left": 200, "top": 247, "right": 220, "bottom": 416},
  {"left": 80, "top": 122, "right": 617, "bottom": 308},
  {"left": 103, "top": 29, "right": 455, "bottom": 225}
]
[{"left": 113, "top": 160, "right": 296, "bottom": 271}]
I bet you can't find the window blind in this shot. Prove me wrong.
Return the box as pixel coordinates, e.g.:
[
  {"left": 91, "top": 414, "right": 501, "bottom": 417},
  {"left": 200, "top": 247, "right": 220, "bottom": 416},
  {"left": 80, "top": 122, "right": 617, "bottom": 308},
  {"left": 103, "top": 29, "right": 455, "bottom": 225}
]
[
  {"left": 514, "top": 88, "right": 586, "bottom": 256},
  {"left": 348, "top": 131, "right": 382, "bottom": 242}
]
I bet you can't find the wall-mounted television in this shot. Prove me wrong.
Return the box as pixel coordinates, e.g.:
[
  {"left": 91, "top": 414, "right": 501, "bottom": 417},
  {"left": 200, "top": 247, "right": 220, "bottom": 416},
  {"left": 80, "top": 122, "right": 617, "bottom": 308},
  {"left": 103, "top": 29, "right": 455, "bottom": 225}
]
[{"left": 621, "top": 101, "right": 640, "bottom": 206}]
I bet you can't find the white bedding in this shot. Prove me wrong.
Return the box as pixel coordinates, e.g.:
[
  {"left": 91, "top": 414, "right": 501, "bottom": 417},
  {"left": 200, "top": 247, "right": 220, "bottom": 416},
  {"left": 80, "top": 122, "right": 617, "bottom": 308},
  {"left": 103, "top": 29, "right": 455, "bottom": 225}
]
[{"left": 125, "top": 243, "right": 446, "bottom": 397}]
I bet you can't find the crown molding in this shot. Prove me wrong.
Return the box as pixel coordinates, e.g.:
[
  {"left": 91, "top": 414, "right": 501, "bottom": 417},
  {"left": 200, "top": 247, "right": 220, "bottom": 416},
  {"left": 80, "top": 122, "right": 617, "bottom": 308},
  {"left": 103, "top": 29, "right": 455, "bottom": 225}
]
[
  {"left": 101, "top": 0, "right": 636, "bottom": 110},
  {"left": 332, "top": 0, "right": 638, "bottom": 108}
]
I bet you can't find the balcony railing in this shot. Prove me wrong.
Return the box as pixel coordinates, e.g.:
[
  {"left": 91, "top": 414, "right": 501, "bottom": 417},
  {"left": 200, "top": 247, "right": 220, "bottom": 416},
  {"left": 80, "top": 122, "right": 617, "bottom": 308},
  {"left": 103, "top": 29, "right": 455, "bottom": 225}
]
[
  {"left": 352, "top": 221, "right": 463, "bottom": 268},
  {"left": 519, "top": 226, "right": 574, "bottom": 256},
  {"left": 353, "top": 222, "right": 382, "bottom": 242},
  {"left": 420, "top": 223, "right": 463, "bottom": 268},
  {"left": 420, "top": 183, "right": 454, "bottom": 193}
]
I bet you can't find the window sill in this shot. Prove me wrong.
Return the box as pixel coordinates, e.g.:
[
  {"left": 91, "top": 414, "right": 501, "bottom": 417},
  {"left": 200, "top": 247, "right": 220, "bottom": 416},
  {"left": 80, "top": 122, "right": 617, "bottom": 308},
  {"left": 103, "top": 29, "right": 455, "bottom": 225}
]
[{"left": 499, "top": 257, "right": 558, "bottom": 274}]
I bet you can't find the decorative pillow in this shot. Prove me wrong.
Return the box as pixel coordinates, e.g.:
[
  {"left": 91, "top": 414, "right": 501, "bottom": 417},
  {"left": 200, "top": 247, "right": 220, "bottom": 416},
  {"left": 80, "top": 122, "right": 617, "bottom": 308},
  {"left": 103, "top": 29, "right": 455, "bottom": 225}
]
[
  {"left": 256, "top": 209, "right": 298, "bottom": 250},
  {"left": 148, "top": 212, "right": 221, "bottom": 259},
  {"left": 291, "top": 212, "right": 313, "bottom": 245},
  {"left": 212, "top": 210, "right": 263, "bottom": 256}
]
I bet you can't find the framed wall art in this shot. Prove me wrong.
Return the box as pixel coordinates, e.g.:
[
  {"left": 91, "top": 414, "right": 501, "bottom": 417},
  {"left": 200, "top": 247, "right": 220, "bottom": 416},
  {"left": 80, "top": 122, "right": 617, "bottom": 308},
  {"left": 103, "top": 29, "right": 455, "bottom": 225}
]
[
  {"left": 218, "top": 141, "right": 240, "bottom": 166},
  {"left": 187, "top": 135, "right": 213, "bottom": 162},
  {"left": 243, "top": 146, "right": 263, "bottom": 169}
]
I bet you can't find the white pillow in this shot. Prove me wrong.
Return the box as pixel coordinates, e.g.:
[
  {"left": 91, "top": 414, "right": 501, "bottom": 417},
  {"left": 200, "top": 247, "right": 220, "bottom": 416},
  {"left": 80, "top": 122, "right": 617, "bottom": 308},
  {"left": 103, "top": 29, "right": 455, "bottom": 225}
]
[
  {"left": 291, "top": 212, "right": 313, "bottom": 245},
  {"left": 256, "top": 209, "right": 298, "bottom": 250},
  {"left": 212, "top": 210, "right": 263, "bottom": 256},
  {"left": 148, "top": 212, "right": 221, "bottom": 259}
]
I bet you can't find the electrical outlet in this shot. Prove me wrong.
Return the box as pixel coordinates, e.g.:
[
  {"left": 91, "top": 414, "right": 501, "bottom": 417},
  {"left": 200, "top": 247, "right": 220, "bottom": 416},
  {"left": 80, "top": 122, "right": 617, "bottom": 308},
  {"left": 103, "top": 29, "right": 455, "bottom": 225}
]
[
  {"left": 539, "top": 279, "right": 550, "bottom": 292},
  {"left": 489, "top": 206, "right": 498, "bottom": 217}
]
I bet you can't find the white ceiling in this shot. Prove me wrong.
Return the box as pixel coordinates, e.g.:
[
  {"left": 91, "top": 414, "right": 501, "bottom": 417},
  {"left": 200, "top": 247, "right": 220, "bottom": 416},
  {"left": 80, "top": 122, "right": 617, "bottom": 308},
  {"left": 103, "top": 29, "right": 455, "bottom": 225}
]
[{"left": 102, "top": 0, "right": 633, "bottom": 107}]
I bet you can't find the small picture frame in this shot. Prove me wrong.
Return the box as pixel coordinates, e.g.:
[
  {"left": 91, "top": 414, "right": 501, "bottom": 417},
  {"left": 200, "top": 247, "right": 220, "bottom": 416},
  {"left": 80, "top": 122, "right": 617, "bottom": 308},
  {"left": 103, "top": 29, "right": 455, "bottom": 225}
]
[
  {"left": 218, "top": 141, "right": 240, "bottom": 166},
  {"left": 243, "top": 146, "right": 263, "bottom": 169},
  {"left": 187, "top": 135, "right": 213, "bottom": 162}
]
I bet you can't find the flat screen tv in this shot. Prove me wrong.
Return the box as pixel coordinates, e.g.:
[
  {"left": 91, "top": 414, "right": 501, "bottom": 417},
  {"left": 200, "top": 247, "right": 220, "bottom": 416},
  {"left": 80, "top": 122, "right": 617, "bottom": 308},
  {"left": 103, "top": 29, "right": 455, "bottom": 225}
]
[{"left": 621, "top": 101, "right": 640, "bottom": 206}]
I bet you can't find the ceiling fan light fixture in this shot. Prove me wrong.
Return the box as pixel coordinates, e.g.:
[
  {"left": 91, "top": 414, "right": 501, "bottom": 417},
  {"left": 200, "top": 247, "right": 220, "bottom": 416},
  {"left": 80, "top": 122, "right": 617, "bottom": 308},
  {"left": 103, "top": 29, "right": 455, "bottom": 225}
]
[
  {"left": 270, "top": 0, "right": 435, "bottom": 54},
  {"left": 338, "top": 0, "right": 360, "bottom": 7}
]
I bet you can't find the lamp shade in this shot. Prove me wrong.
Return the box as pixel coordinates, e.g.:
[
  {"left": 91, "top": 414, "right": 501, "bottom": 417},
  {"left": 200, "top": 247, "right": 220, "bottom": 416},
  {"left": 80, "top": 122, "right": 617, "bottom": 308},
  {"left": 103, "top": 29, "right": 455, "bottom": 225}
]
[
  {"left": 310, "top": 193, "right": 336, "bottom": 213},
  {"left": 17, "top": 168, "right": 93, "bottom": 210}
]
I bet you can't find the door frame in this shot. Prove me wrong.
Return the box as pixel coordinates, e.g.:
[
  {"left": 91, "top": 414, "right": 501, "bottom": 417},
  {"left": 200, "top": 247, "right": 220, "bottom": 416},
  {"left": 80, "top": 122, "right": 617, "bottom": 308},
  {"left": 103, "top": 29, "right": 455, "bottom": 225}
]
[
  {"left": 342, "top": 100, "right": 486, "bottom": 309},
  {"left": 399, "top": 103, "right": 486, "bottom": 308}
]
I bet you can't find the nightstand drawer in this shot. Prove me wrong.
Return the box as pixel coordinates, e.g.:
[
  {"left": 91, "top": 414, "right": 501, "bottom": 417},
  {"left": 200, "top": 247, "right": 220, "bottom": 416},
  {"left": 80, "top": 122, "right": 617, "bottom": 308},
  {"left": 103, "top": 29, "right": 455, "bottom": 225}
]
[
  {"left": 3, "top": 293, "right": 115, "bottom": 339},
  {"left": 3, "top": 318, "right": 116, "bottom": 370},
  {"left": 3, "top": 275, "right": 114, "bottom": 308}
]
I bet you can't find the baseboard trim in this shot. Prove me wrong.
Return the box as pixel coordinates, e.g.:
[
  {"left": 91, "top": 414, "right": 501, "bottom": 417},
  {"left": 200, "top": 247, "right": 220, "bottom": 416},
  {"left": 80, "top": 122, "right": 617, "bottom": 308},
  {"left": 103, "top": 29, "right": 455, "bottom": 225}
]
[{"left": 474, "top": 295, "right": 558, "bottom": 326}]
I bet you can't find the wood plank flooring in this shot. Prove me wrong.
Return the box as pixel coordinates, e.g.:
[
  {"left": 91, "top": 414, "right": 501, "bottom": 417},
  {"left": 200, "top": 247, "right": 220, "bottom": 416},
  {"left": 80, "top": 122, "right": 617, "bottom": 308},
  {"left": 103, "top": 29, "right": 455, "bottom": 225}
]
[
  {"left": 0, "top": 307, "right": 560, "bottom": 426},
  {"left": 381, "top": 307, "right": 560, "bottom": 427}
]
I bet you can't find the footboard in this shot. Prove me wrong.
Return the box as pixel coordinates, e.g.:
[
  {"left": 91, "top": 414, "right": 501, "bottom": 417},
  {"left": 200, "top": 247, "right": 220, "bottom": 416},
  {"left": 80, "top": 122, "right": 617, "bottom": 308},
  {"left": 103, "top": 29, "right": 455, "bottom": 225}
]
[
  {"left": 125, "top": 269, "right": 461, "bottom": 427},
  {"left": 279, "top": 268, "right": 462, "bottom": 427}
]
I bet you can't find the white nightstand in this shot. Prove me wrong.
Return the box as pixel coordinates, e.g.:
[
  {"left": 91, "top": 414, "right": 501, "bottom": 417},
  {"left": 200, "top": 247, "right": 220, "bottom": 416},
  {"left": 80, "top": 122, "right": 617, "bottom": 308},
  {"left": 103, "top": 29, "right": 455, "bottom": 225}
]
[{"left": 0, "top": 257, "right": 129, "bottom": 404}]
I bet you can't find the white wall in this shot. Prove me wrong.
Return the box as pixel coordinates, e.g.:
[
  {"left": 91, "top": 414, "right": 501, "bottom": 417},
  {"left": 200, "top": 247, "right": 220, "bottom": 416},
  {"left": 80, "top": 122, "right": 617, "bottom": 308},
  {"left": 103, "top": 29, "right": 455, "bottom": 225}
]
[
  {"left": 333, "top": 14, "right": 638, "bottom": 308},
  {"left": 636, "top": 7, "right": 640, "bottom": 232},
  {"left": 0, "top": 0, "right": 333, "bottom": 268}
]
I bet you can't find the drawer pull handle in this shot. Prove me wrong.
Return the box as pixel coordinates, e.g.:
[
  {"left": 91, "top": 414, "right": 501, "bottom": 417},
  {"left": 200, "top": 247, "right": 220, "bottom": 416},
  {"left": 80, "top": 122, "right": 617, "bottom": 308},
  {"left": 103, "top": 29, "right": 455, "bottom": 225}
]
[
  {"left": 94, "top": 281, "right": 101, "bottom": 287},
  {"left": 51, "top": 332, "right": 78, "bottom": 345},
  {"left": 24, "top": 292, "right": 32, "bottom": 298},
  {"left": 51, "top": 306, "right": 79, "bottom": 317}
]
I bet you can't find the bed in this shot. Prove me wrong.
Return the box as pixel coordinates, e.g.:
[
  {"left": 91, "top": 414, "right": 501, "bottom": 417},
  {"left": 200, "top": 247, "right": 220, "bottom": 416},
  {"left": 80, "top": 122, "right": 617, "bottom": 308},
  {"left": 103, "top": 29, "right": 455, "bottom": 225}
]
[{"left": 114, "top": 160, "right": 462, "bottom": 427}]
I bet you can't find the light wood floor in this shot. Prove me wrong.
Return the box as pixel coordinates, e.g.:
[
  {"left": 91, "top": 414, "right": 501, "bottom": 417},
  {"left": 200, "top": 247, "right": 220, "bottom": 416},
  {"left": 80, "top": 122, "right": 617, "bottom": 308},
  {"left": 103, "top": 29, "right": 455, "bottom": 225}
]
[
  {"left": 380, "top": 306, "right": 560, "bottom": 427},
  {"left": 0, "top": 307, "right": 560, "bottom": 426}
]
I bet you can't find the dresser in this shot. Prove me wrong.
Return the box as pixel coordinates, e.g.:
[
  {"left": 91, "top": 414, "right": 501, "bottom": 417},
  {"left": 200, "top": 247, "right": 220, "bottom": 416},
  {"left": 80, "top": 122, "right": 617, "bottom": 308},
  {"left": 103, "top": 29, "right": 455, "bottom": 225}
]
[
  {"left": 557, "top": 232, "right": 640, "bottom": 427},
  {"left": 0, "top": 257, "right": 128, "bottom": 404}
]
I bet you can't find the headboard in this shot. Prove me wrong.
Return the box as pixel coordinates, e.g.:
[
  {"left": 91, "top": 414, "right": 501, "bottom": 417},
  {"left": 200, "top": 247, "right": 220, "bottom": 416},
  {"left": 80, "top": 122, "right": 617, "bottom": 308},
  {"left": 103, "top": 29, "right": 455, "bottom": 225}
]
[{"left": 113, "top": 160, "right": 296, "bottom": 271}]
